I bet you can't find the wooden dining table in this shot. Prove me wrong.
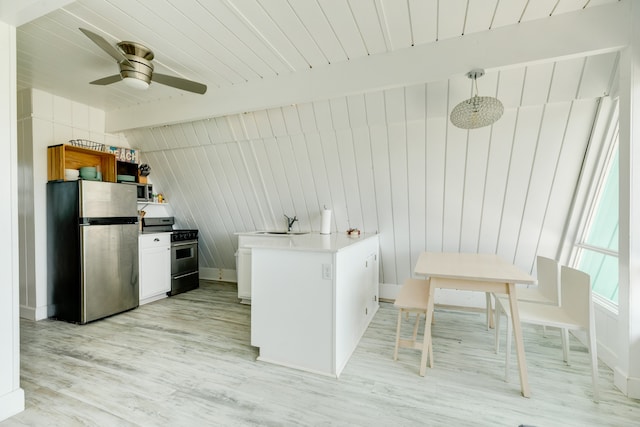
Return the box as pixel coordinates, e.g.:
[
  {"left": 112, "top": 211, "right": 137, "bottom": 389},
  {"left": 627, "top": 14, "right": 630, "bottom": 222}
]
[{"left": 414, "top": 252, "right": 536, "bottom": 397}]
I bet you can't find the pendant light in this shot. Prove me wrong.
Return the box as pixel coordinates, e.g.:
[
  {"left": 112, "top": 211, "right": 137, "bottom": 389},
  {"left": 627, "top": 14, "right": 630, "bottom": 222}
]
[{"left": 450, "top": 69, "right": 504, "bottom": 129}]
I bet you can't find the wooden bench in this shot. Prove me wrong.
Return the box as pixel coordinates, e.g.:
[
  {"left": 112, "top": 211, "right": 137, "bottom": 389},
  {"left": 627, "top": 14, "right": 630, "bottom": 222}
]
[{"left": 393, "top": 278, "right": 433, "bottom": 368}]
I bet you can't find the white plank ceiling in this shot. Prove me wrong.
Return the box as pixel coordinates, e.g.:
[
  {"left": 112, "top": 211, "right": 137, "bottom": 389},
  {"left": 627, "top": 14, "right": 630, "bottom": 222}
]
[{"left": 14, "top": 0, "right": 623, "bottom": 287}]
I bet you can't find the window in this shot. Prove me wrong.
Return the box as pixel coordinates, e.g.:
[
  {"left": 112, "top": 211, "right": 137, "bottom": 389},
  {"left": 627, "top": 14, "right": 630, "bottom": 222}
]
[{"left": 576, "top": 137, "right": 619, "bottom": 305}]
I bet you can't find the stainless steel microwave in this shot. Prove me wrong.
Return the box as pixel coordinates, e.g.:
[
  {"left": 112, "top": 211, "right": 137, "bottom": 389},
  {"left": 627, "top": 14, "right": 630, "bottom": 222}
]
[{"left": 122, "top": 182, "right": 153, "bottom": 202}]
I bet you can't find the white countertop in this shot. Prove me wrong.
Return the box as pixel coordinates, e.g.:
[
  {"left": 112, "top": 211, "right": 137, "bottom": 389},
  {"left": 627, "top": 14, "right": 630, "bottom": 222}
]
[{"left": 236, "top": 231, "right": 378, "bottom": 252}]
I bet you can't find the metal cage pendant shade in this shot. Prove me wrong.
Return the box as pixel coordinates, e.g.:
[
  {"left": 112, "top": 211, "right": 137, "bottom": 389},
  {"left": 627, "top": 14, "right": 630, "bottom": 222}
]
[{"left": 450, "top": 69, "right": 504, "bottom": 130}]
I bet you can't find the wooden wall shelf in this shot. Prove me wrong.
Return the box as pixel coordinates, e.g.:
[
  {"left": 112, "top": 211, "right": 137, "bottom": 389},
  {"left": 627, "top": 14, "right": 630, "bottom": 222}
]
[{"left": 48, "top": 144, "right": 117, "bottom": 182}]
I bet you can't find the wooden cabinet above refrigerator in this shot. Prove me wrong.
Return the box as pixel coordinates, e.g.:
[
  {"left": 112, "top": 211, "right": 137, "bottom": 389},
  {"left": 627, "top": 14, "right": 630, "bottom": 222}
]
[{"left": 47, "top": 144, "right": 117, "bottom": 182}]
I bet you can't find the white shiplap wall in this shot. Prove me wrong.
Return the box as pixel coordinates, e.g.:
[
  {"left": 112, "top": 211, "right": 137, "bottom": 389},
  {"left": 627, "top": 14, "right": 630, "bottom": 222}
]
[{"left": 125, "top": 52, "right": 617, "bottom": 305}]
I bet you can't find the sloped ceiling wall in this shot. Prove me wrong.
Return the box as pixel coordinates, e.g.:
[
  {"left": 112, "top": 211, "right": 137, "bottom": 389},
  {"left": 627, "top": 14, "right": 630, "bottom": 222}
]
[{"left": 124, "top": 52, "right": 618, "bottom": 286}]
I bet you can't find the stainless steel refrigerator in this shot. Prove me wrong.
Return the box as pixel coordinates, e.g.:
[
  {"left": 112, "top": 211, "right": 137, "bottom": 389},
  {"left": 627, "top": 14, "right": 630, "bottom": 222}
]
[{"left": 47, "top": 180, "right": 139, "bottom": 324}]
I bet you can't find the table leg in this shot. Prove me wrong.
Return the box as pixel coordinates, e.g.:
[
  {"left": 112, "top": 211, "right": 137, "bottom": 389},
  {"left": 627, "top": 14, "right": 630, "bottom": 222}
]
[
  {"left": 419, "top": 284, "right": 436, "bottom": 376},
  {"left": 507, "top": 282, "right": 530, "bottom": 397}
]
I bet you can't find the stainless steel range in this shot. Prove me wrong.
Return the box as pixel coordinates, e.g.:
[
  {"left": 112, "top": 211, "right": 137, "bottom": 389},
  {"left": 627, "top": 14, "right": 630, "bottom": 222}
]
[
  {"left": 142, "top": 217, "right": 199, "bottom": 296},
  {"left": 170, "top": 229, "right": 199, "bottom": 295}
]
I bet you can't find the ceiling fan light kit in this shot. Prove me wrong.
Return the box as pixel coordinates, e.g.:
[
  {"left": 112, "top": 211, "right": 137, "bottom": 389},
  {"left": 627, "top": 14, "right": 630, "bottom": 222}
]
[
  {"left": 450, "top": 69, "right": 504, "bottom": 129},
  {"left": 79, "top": 28, "right": 207, "bottom": 94},
  {"left": 123, "top": 76, "right": 150, "bottom": 90}
]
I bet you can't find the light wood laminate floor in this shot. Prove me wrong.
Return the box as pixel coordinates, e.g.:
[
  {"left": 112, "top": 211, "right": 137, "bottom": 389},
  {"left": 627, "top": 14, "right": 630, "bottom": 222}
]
[{"left": 3, "top": 281, "right": 638, "bottom": 426}]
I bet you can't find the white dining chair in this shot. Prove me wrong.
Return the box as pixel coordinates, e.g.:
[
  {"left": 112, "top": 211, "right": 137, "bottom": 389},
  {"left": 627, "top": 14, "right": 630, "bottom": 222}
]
[
  {"left": 495, "top": 265, "right": 599, "bottom": 401},
  {"left": 487, "top": 256, "right": 560, "bottom": 331},
  {"left": 517, "top": 256, "right": 561, "bottom": 305},
  {"left": 393, "top": 278, "right": 433, "bottom": 369},
  {"left": 495, "top": 256, "right": 562, "bottom": 348}
]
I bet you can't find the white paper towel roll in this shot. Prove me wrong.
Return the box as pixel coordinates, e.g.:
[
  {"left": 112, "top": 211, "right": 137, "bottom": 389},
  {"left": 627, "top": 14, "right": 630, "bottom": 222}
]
[{"left": 320, "top": 208, "right": 332, "bottom": 234}]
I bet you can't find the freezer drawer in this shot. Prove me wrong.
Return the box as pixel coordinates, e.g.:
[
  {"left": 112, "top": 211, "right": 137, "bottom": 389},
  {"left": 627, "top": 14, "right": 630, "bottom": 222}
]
[{"left": 80, "top": 223, "right": 139, "bottom": 323}]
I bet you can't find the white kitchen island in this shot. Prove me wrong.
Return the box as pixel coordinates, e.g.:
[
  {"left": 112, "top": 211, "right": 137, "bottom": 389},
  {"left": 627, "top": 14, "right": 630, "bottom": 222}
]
[{"left": 240, "top": 232, "right": 379, "bottom": 377}]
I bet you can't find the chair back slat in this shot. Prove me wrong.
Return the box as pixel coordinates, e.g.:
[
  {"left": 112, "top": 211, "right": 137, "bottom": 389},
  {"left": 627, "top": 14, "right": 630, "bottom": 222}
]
[
  {"left": 560, "top": 265, "right": 592, "bottom": 328},
  {"left": 536, "top": 256, "right": 561, "bottom": 305}
]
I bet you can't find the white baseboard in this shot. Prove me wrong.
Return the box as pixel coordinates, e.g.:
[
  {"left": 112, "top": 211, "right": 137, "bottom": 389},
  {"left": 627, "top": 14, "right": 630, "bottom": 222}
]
[
  {"left": 140, "top": 293, "right": 167, "bottom": 306},
  {"left": 614, "top": 367, "right": 640, "bottom": 399},
  {"left": 19, "top": 304, "right": 48, "bottom": 321},
  {"left": 200, "top": 268, "right": 236, "bottom": 283},
  {"left": 19, "top": 305, "right": 35, "bottom": 320},
  {"left": 0, "top": 388, "right": 25, "bottom": 422},
  {"left": 379, "top": 282, "right": 401, "bottom": 301}
]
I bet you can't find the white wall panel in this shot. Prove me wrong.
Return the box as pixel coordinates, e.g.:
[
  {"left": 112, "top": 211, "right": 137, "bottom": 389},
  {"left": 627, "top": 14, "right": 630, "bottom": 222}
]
[
  {"left": 514, "top": 103, "right": 571, "bottom": 270},
  {"left": 497, "top": 68, "right": 527, "bottom": 108},
  {"left": 437, "top": 0, "right": 467, "bottom": 40},
  {"left": 349, "top": 0, "right": 387, "bottom": 55},
  {"left": 335, "top": 128, "right": 363, "bottom": 230},
  {"left": 200, "top": 0, "right": 291, "bottom": 77},
  {"left": 388, "top": 119, "right": 411, "bottom": 283},
  {"left": 236, "top": 140, "right": 269, "bottom": 230},
  {"left": 258, "top": 0, "right": 328, "bottom": 68},
  {"left": 442, "top": 123, "right": 467, "bottom": 252},
  {"left": 497, "top": 105, "right": 544, "bottom": 263},
  {"left": 464, "top": 0, "right": 498, "bottom": 34},
  {"left": 289, "top": 133, "right": 321, "bottom": 228},
  {"left": 181, "top": 148, "right": 222, "bottom": 266},
  {"left": 549, "top": 57, "right": 585, "bottom": 103},
  {"left": 276, "top": 136, "right": 308, "bottom": 229},
  {"left": 460, "top": 125, "right": 491, "bottom": 254},
  {"left": 281, "top": 105, "right": 302, "bottom": 135},
  {"left": 288, "top": 0, "right": 347, "bottom": 64},
  {"left": 521, "top": 63, "right": 554, "bottom": 106},
  {"left": 229, "top": 0, "right": 309, "bottom": 70},
  {"left": 329, "top": 97, "right": 350, "bottom": 130},
  {"left": 539, "top": 99, "right": 598, "bottom": 259},
  {"left": 425, "top": 116, "right": 446, "bottom": 252},
  {"left": 407, "top": 116, "right": 426, "bottom": 272},
  {"left": 213, "top": 116, "right": 234, "bottom": 143},
  {"left": 520, "top": 0, "right": 557, "bottom": 22},
  {"left": 317, "top": 0, "right": 367, "bottom": 58},
  {"left": 351, "top": 125, "right": 378, "bottom": 234},
  {"left": 379, "top": 0, "right": 411, "bottom": 49},
  {"left": 407, "top": 0, "right": 437, "bottom": 45},
  {"left": 313, "top": 100, "right": 334, "bottom": 132},
  {"left": 202, "top": 118, "right": 223, "bottom": 145},
  {"left": 319, "top": 131, "right": 348, "bottom": 231},
  {"left": 254, "top": 137, "right": 282, "bottom": 227},
  {"left": 266, "top": 137, "right": 297, "bottom": 227},
  {"left": 267, "top": 108, "right": 288, "bottom": 137},
  {"left": 579, "top": 51, "right": 619, "bottom": 99},
  {"left": 238, "top": 114, "right": 260, "bottom": 142},
  {"left": 477, "top": 109, "right": 516, "bottom": 255},
  {"left": 491, "top": 0, "right": 528, "bottom": 28}
]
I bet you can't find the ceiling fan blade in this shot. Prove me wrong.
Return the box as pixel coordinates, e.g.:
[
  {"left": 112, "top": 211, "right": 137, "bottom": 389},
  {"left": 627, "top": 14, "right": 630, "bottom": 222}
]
[
  {"left": 79, "top": 28, "right": 133, "bottom": 68},
  {"left": 152, "top": 73, "right": 207, "bottom": 94},
  {"left": 90, "top": 75, "right": 122, "bottom": 85}
]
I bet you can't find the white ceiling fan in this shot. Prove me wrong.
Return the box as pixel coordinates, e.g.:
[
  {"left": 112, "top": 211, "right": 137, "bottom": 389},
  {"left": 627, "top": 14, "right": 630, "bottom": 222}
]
[{"left": 79, "top": 28, "right": 207, "bottom": 95}]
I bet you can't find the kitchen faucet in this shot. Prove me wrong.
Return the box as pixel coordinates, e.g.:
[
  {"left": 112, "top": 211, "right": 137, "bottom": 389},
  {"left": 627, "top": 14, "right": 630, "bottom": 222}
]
[{"left": 285, "top": 214, "right": 298, "bottom": 232}]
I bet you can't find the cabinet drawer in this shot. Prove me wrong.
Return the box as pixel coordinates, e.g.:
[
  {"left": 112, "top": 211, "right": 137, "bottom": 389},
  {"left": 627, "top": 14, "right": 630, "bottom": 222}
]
[{"left": 139, "top": 232, "right": 171, "bottom": 249}]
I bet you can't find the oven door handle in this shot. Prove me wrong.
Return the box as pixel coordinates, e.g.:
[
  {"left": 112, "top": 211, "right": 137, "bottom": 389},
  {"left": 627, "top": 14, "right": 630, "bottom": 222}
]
[{"left": 172, "top": 241, "right": 197, "bottom": 248}]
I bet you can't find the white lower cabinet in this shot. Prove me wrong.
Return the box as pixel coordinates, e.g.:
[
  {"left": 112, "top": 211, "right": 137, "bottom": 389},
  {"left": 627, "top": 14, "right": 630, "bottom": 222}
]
[
  {"left": 235, "top": 247, "right": 252, "bottom": 304},
  {"left": 138, "top": 233, "right": 171, "bottom": 305},
  {"left": 250, "top": 234, "right": 379, "bottom": 377}
]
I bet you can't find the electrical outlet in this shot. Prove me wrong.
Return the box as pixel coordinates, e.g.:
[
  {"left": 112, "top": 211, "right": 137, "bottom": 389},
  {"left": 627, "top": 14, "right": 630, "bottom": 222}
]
[{"left": 322, "top": 264, "right": 332, "bottom": 280}]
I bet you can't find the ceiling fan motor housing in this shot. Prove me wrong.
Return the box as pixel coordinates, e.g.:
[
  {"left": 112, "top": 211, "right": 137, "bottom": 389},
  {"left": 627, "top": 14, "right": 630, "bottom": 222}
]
[{"left": 118, "top": 41, "right": 154, "bottom": 84}]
